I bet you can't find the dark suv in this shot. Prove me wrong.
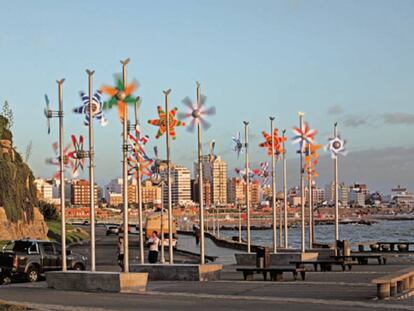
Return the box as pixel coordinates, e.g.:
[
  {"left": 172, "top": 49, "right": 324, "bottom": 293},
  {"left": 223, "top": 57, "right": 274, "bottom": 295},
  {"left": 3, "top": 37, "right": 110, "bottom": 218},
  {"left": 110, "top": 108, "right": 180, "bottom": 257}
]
[{"left": 0, "top": 240, "right": 87, "bottom": 283}]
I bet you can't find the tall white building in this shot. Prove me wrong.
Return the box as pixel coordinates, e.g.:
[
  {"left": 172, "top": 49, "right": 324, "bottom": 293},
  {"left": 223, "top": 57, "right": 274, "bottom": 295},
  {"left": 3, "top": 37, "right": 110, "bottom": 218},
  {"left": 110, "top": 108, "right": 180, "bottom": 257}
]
[
  {"left": 161, "top": 165, "right": 191, "bottom": 205},
  {"left": 34, "top": 178, "right": 53, "bottom": 202},
  {"left": 198, "top": 155, "right": 228, "bottom": 205},
  {"left": 325, "top": 182, "right": 350, "bottom": 207}
]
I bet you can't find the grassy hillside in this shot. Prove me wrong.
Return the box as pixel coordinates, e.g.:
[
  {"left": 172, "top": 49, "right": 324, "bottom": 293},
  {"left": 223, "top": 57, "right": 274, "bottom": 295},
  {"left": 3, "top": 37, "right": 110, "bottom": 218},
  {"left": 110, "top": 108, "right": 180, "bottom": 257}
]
[{"left": 47, "top": 221, "right": 89, "bottom": 245}]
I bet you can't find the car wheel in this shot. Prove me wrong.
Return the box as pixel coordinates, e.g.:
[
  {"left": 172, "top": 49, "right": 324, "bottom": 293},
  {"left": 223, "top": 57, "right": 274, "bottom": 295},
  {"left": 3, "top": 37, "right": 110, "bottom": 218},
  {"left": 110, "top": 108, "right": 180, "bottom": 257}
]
[
  {"left": 26, "top": 266, "right": 39, "bottom": 283},
  {"left": 73, "top": 263, "right": 84, "bottom": 271}
]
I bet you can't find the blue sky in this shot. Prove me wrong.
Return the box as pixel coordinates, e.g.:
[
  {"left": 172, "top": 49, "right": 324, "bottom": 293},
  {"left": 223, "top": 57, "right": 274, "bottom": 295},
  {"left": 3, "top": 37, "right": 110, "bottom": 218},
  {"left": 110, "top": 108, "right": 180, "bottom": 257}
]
[{"left": 1, "top": 0, "right": 413, "bottom": 193}]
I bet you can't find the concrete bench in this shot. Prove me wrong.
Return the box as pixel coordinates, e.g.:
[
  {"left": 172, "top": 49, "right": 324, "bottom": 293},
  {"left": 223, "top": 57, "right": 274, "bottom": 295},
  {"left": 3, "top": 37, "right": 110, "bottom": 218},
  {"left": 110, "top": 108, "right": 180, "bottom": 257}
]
[
  {"left": 291, "top": 260, "right": 357, "bottom": 272},
  {"left": 236, "top": 266, "right": 306, "bottom": 281},
  {"left": 372, "top": 268, "right": 414, "bottom": 299},
  {"left": 46, "top": 271, "right": 148, "bottom": 293},
  {"left": 331, "top": 254, "right": 387, "bottom": 265}
]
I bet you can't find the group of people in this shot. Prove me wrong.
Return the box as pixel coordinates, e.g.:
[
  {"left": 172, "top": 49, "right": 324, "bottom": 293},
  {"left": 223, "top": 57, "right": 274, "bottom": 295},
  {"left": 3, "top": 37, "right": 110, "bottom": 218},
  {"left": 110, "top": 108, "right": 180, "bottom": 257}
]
[{"left": 117, "top": 231, "right": 160, "bottom": 271}]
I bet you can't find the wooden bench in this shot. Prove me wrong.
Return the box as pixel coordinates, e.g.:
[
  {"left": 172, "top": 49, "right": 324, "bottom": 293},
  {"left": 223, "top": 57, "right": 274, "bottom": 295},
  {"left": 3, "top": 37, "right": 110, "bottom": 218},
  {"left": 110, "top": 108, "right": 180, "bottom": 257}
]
[
  {"left": 331, "top": 254, "right": 387, "bottom": 265},
  {"left": 371, "top": 268, "right": 414, "bottom": 299},
  {"left": 291, "top": 260, "right": 357, "bottom": 272},
  {"left": 236, "top": 266, "right": 306, "bottom": 281}
]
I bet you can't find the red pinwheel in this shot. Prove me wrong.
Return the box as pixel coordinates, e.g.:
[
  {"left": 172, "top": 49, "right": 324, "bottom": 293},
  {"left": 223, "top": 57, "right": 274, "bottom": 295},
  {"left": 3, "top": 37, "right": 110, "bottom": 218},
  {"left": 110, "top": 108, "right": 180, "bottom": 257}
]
[
  {"left": 148, "top": 106, "right": 186, "bottom": 140},
  {"left": 292, "top": 122, "right": 317, "bottom": 152},
  {"left": 67, "top": 135, "right": 87, "bottom": 176},
  {"left": 45, "top": 142, "right": 77, "bottom": 178},
  {"left": 259, "top": 129, "right": 287, "bottom": 157}
]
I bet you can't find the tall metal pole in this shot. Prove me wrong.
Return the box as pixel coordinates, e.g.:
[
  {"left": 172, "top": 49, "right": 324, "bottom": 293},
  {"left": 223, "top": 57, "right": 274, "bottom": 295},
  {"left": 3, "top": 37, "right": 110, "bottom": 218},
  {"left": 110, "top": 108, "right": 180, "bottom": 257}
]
[
  {"left": 299, "top": 112, "right": 305, "bottom": 253},
  {"left": 196, "top": 82, "right": 205, "bottom": 265},
  {"left": 164, "top": 89, "right": 174, "bottom": 264},
  {"left": 121, "top": 58, "right": 130, "bottom": 273},
  {"left": 334, "top": 122, "right": 339, "bottom": 243},
  {"left": 282, "top": 130, "right": 288, "bottom": 248},
  {"left": 270, "top": 117, "right": 277, "bottom": 254},
  {"left": 134, "top": 101, "right": 144, "bottom": 264},
  {"left": 86, "top": 70, "right": 96, "bottom": 271},
  {"left": 307, "top": 144, "right": 313, "bottom": 250},
  {"left": 244, "top": 121, "right": 251, "bottom": 253},
  {"left": 160, "top": 183, "right": 165, "bottom": 263},
  {"left": 238, "top": 203, "right": 242, "bottom": 243},
  {"left": 57, "top": 79, "right": 66, "bottom": 271}
]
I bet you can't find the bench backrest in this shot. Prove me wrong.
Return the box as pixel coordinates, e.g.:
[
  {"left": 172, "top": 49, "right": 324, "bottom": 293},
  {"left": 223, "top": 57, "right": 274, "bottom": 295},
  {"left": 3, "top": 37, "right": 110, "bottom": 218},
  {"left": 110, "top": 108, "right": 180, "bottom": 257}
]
[{"left": 371, "top": 268, "right": 414, "bottom": 284}]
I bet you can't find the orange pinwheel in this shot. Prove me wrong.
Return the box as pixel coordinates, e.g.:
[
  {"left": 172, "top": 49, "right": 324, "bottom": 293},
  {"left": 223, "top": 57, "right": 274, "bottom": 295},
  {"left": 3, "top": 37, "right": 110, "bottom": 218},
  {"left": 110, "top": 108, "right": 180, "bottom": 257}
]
[
  {"left": 100, "top": 75, "right": 138, "bottom": 121},
  {"left": 259, "top": 129, "right": 287, "bottom": 157},
  {"left": 304, "top": 144, "right": 321, "bottom": 177},
  {"left": 148, "top": 106, "right": 185, "bottom": 140}
]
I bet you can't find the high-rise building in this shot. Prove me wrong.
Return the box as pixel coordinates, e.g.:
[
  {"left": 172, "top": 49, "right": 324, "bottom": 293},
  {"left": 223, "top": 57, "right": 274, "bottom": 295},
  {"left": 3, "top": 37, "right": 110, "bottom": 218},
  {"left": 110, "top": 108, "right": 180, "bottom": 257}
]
[
  {"left": 142, "top": 179, "right": 162, "bottom": 204},
  {"left": 71, "top": 179, "right": 98, "bottom": 207},
  {"left": 250, "top": 181, "right": 262, "bottom": 206},
  {"left": 191, "top": 178, "right": 212, "bottom": 206},
  {"left": 325, "top": 182, "right": 350, "bottom": 206},
  {"left": 160, "top": 165, "right": 191, "bottom": 205},
  {"left": 227, "top": 177, "right": 245, "bottom": 204},
  {"left": 198, "top": 155, "right": 227, "bottom": 205},
  {"left": 34, "top": 178, "right": 53, "bottom": 201}
]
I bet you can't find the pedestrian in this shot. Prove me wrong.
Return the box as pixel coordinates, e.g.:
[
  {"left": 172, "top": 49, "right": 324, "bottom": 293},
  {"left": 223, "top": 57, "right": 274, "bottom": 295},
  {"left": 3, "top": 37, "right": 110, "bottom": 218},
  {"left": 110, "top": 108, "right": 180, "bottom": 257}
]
[
  {"left": 117, "top": 236, "right": 124, "bottom": 272},
  {"left": 147, "top": 231, "right": 160, "bottom": 264},
  {"left": 193, "top": 225, "right": 200, "bottom": 245}
]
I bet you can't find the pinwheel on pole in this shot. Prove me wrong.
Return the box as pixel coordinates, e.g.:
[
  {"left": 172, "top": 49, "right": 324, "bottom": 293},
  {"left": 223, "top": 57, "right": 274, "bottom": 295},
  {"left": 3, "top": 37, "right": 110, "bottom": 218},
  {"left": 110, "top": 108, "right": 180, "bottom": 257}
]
[
  {"left": 326, "top": 122, "right": 347, "bottom": 249},
  {"left": 304, "top": 143, "right": 321, "bottom": 249},
  {"left": 43, "top": 79, "right": 68, "bottom": 271},
  {"left": 101, "top": 58, "right": 137, "bottom": 272},
  {"left": 73, "top": 90, "right": 108, "bottom": 127},
  {"left": 45, "top": 142, "right": 77, "bottom": 179},
  {"left": 292, "top": 113, "right": 317, "bottom": 253},
  {"left": 243, "top": 121, "right": 251, "bottom": 253},
  {"left": 232, "top": 132, "right": 243, "bottom": 158},
  {"left": 178, "top": 81, "right": 216, "bottom": 265},
  {"left": 148, "top": 89, "right": 186, "bottom": 264},
  {"left": 259, "top": 118, "right": 287, "bottom": 253}
]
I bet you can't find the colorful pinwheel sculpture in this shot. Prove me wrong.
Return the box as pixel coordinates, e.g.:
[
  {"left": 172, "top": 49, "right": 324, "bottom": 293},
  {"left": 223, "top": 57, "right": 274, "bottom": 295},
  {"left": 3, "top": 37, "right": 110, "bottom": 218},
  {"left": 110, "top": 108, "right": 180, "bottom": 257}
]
[
  {"left": 67, "top": 135, "right": 87, "bottom": 176},
  {"left": 178, "top": 94, "right": 216, "bottom": 132},
  {"left": 232, "top": 132, "right": 243, "bottom": 158},
  {"left": 128, "top": 156, "right": 152, "bottom": 177},
  {"left": 45, "top": 142, "right": 77, "bottom": 178},
  {"left": 259, "top": 129, "right": 287, "bottom": 157},
  {"left": 100, "top": 75, "right": 138, "bottom": 121},
  {"left": 209, "top": 140, "right": 217, "bottom": 162},
  {"left": 73, "top": 90, "right": 108, "bottom": 127},
  {"left": 326, "top": 135, "right": 347, "bottom": 159},
  {"left": 292, "top": 122, "right": 317, "bottom": 152},
  {"left": 235, "top": 167, "right": 255, "bottom": 181},
  {"left": 127, "top": 125, "right": 153, "bottom": 177},
  {"left": 304, "top": 144, "right": 321, "bottom": 177},
  {"left": 148, "top": 106, "right": 186, "bottom": 140},
  {"left": 253, "top": 162, "right": 271, "bottom": 186}
]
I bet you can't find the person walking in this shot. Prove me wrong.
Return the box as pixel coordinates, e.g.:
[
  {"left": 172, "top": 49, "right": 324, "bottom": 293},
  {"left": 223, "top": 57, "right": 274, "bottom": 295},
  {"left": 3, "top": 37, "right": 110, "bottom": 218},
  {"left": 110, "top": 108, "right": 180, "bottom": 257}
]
[
  {"left": 117, "top": 236, "right": 124, "bottom": 272},
  {"left": 147, "top": 231, "right": 160, "bottom": 264}
]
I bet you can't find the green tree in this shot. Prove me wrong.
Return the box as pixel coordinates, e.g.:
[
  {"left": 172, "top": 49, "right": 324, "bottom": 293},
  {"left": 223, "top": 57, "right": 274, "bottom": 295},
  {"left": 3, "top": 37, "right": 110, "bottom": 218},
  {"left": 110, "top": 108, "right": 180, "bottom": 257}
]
[
  {"left": 39, "top": 201, "right": 58, "bottom": 221},
  {"left": 1, "top": 101, "right": 13, "bottom": 129}
]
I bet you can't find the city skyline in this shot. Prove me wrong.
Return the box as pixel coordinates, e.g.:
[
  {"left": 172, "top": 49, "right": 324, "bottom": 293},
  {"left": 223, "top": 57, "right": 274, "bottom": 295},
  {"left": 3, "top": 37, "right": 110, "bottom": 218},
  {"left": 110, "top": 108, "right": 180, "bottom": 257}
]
[{"left": 1, "top": 0, "right": 413, "bottom": 193}]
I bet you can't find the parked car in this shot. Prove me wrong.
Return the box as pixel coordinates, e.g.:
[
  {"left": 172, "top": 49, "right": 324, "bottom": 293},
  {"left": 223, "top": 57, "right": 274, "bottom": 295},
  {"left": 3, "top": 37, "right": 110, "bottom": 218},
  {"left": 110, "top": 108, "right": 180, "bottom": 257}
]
[
  {"left": 0, "top": 240, "right": 87, "bottom": 283},
  {"left": 106, "top": 226, "right": 119, "bottom": 236}
]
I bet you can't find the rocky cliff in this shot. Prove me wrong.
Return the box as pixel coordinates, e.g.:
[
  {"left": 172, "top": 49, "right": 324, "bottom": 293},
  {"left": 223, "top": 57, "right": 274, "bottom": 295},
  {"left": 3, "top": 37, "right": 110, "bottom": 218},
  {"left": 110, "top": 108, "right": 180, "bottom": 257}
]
[{"left": 0, "top": 115, "right": 48, "bottom": 240}]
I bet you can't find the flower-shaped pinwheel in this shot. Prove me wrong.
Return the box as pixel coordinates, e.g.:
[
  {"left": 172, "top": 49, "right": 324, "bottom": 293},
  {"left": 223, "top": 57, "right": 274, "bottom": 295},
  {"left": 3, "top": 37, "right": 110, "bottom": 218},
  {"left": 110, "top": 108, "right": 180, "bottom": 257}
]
[
  {"left": 326, "top": 135, "right": 347, "bottom": 159},
  {"left": 128, "top": 156, "right": 152, "bottom": 177},
  {"left": 235, "top": 167, "right": 255, "bottom": 181},
  {"left": 45, "top": 142, "right": 77, "bottom": 178},
  {"left": 232, "top": 132, "right": 243, "bottom": 158},
  {"left": 292, "top": 122, "right": 317, "bottom": 152},
  {"left": 304, "top": 144, "right": 321, "bottom": 177},
  {"left": 148, "top": 106, "right": 186, "bottom": 140},
  {"left": 178, "top": 93, "right": 216, "bottom": 132},
  {"left": 73, "top": 90, "right": 108, "bottom": 127},
  {"left": 253, "top": 162, "right": 271, "bottom": 186},
  {"left": 259, "top": 129, "right": 287, "bottom": 157},
  {"left": 128, "top": 127, "right": 151, "bottom": 162},
  {"left": 100, "top": 75, "right": 138, "bottom": 121},
  {"left": 67, "top": 135, "right": 87, "bottom": 176}
]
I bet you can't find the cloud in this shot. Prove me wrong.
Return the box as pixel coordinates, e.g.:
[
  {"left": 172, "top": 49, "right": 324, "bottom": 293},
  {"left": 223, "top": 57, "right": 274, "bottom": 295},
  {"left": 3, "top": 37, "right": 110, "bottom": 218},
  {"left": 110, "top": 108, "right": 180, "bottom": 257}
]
[
  {"left": 383, "top": 113, "right": 414, "bottom": 125},
  {"left": 341, "top": 115, "right": 372, "bottom": 128},
  {"left": 327, "top": 105, "right": 344, "bottom": 115}
]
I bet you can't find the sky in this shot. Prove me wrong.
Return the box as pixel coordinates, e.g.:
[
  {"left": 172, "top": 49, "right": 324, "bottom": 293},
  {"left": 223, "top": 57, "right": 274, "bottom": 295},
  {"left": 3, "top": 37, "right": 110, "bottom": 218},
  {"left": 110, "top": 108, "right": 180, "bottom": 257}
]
[{"left": 0, "top": 0, "right": 413, "bottom": 193}]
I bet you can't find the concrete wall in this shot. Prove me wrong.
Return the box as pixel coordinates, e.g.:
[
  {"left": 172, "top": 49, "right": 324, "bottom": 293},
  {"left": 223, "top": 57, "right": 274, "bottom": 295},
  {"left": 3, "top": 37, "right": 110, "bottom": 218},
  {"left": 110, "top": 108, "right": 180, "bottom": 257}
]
[
  {"left": 235, "top": 252, "right": 319, "bottom": 266},
  {"left": 130, "top": 264, "right": 222, "bottom": 281}
]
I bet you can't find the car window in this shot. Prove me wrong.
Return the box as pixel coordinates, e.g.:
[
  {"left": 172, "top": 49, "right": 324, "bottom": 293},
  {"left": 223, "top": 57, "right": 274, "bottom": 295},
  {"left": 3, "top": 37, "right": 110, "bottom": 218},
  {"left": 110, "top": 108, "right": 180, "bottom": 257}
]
[
  {"left": 4, "top": 241, "right": 33, "bottom": 252},
  {"left": 42, "top": 243, "right": 55, "bottom": 255},
  {"left": 29, "top": 243, "right": 39, "bottom": 253}
]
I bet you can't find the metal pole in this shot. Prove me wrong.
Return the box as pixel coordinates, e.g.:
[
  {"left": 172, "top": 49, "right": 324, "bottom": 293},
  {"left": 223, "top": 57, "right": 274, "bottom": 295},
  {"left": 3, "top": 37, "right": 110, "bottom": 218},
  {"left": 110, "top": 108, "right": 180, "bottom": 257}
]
[
  {"left": 334, "top": 123, "right": 339, "bottom": 243},
  {"left": 57, "top": 79, "right": 66, "bottom": 271},
  {"left": 160, "top": 183, "right": 165, "bottom": 263},
  {"left": 238, "top": 203, "right": 242, "bottom": 243},
  {"left": 121, "top": 58, "right": 130, "bottom": 273},
  {"left": 270, "top": 117, "right": 277, "bottom": 254},
  {"left": 299, "top": 113, "right": 305, "bottom": 253},
  {"left": 244, "top": 121, "right": 251, "bottom": 253},
  {"left": 196, "top": 82, "right": 205, "bottom": 265},
  {"left": 217, "top": 206, "right": 220, "bottom": 237},
  {"left": 86, "top": 70, "right": 96, "bottom": 272},
  {"left": 134, "top": 101, "right": 144, "bottom": 264},
  {"left": 164, "top": 89, "right": 174, "bottom": 264},
  {"left": 307, "top": 145, "right": 313, "bottom": 250},
  {"left": 282, "top": 130, "right": 288, "bottom": 248}
]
